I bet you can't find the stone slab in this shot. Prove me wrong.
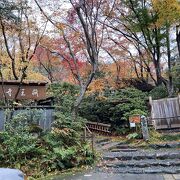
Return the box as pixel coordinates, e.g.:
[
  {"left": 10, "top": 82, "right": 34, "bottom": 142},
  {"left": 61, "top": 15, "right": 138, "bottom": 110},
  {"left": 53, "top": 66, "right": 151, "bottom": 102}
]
[
  {"left": 173, "top": 174, "right": 180, "bottom": 180},
  {"left": 163, "top": 174, "right": 175, "bottom": 180}
]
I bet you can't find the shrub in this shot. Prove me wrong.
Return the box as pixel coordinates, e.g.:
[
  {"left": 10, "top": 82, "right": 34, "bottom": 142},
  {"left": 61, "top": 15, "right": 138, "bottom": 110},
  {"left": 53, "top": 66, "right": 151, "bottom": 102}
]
[
  {"left": 114, "top": 127, "right": 129, "bottom": 135},
  {"left": 47, "top": 82, "right": 79, "bottom": 113},
  {"left": 171, "top": 63, "right": 180, "bottom": 92},
  {"left": 0, "top": 111, "right": 94, "bottom": 178},
  {"left": 149, "top": 85, "right": 168, "bottom": 99},
  {"left": 0, "top": 112, "right": 39, "bottom": 168},
  {"left": 79, "top": 88, "right": 148, "bottom": 128},
  {"left": 127, "top": 132, "right": 142, "bottom": 140},
  {"left": 0, "top": 82, "right": 95, "bottom": 178}
]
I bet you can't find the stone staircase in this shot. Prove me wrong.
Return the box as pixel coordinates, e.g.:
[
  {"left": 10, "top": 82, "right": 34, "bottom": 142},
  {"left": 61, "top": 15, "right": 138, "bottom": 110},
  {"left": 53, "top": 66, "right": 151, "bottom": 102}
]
[{"left": 95, "top": 139, "right": 180, "bottom": 174}]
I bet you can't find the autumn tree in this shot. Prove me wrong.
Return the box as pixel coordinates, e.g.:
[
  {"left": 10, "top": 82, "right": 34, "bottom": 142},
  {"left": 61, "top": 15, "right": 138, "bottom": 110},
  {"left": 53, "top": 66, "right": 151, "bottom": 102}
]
[
  {"left": 34, "top": 0, "right": 115, "bottom": 118},
  {"left": 104, "top": 0, "right": 180, "bottom": 96},
  {"left": 0, "top": 0, "right": 47, "bottom": 83},
  {"left": 33, "top": 43, "right": 69, "bottom": 83},
  {"left": 102, "top": 33, "right": 129, "bottom": 87},
  {"left": 105, "top": 1, "right": 160, "bottom": 84},
  {"left": 152, "top": 0, "right": 180, "bottom": 95},
  {"left": 102, "top": 31, "right": 154, "bottom": 91},
  {"left": 153, "top": 0, "right": 180, "bottom": 59}
]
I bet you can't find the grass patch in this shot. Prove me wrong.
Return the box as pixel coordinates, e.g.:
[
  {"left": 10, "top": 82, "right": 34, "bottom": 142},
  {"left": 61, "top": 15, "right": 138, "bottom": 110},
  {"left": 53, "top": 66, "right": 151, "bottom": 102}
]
[
  {"left": 148, "top": 128, "right": 180, "bottom": 144},
  {"left": 106, "top": 128, "right": 180, "bottom": 147},
  {"left": 160, "top": 133, "right": 180, "bottom": 142}
]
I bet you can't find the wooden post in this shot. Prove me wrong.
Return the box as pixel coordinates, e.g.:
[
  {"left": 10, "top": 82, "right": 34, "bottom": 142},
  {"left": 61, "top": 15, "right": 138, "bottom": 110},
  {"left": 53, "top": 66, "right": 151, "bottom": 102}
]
[
  {"left": 141, "top": 115, "right": 149, "bottom": 141},
  {"left": 91, "top": 133, "right": 94, "bottom": 154},
  {"left": 149, "top": 96, "right": 152, "bottom": 105},
  {"left": 83, "top": 127, "right": 86, "bottom": 142}
]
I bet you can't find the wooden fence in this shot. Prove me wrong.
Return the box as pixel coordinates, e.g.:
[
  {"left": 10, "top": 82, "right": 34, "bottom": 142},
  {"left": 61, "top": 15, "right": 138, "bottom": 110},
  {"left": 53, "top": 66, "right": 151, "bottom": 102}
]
[
  {"left": 150, "top": 95, "right": 180, "bottom": 129},
  {"left": 0, "top": 106, "right": 54, "bottom": 131},
  {"left": 86, "top": 121, "right": 111, "bottom": 134}
]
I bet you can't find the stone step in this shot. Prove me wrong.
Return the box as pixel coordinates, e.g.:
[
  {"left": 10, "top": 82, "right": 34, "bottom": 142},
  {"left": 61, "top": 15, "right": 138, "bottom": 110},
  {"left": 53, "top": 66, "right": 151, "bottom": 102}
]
[
  {"left": 95, "top": 138, "right": 111, "bottom": 150},
  {"left": 99, "top": 141, "right": 111, "bottom": 146},
  {"left": 111, "top": 148, "right": 138, "bottom": 152},
  {"left": 103, "top": 151, "right": 180, "bottom": 161},
  {"left": 113, "top": 144, "right": 133, "bottom": 149},
  {"left": 107, "top": 142, "right": 130, "bottom": 150},
  {"left": 97, "top": 142, "right": 121, "bottom": 151},
  {"left": 111, "top": 142, "right": 180, "bottom": 150},
  {"left": 105, "top": 159, "right": 180, "bottom": 168},
  {"left": 95, "top": 138, "right": 110, "bottom": 144},
  {"left": 97, "top": 166, "right": 180, "bottom": 174},
  {"left": 149, "top": 142, "right": 180, "bottom": 149}
]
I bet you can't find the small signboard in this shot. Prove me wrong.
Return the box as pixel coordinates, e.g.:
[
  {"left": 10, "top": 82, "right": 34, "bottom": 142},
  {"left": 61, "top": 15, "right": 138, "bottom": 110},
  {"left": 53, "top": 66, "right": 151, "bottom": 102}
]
[
  {"left": 130, "top": 122, "right": 136, "bottom": 128},
  {"left": 0, "top": 80, "right": 47, "bottom": 100},
  {"left": 129, "top": 115, "right": 141, "bottom": 128},
  {"left": 129, "top": 115, "right": 141, "bottom": 123}
]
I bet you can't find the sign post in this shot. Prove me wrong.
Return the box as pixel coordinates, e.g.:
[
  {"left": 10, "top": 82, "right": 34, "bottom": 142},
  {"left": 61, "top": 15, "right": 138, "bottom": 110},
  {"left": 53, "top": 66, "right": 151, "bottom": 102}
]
[
  {"left": 141, "top": 115, "right": 149, "bottom": 141},
  {"left": 129, "top": 115, "right": 141, "bottom": 130}
]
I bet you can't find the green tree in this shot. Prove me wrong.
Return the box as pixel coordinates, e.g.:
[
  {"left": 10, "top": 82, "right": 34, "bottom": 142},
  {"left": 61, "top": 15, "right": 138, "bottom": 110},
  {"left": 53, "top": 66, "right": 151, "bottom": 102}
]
[
  {"left": 107, "top": 0, "right": 164, "bottom": 85},
  {"left": 152, "top": 0, "right": 180, "bottom": 59},
  {"left": 171, "top": 63, "right": 180, "bottom": 91},
  {"left": 152, "top": 0, "right": 180, "bottom": 96},
  {"left": 106, "top": 0, "right": 179, "bottom": 96}
]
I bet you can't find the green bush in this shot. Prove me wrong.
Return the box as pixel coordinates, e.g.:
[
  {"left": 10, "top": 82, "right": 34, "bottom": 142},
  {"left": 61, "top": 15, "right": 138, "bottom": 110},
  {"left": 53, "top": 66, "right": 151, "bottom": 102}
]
[
  {"left": 114, "top": 127, "right": 129, "bottom": 135},
  {"left": 0, "top": 112, "right": 39, "bottom": 168},
  {"left": 149, "top": 85, "right": 168, "bottom": 99},
  {"left": 0, "top": 111, "right": 94, "bottom": 178},
  {"left": 172, "top": 63, "right": 180, "bottom": 92},
  {"left": 127, "top": 132, "right": 140, "bottom": 140},
  {"left": 0, "top": 82, "right": 95, "bottom": 178},
  {"left": 47, "top": 82, "right": 79, "bottom": 113},
  {"left": 79, "top": 88, "right": 148, "bottom": 128}
]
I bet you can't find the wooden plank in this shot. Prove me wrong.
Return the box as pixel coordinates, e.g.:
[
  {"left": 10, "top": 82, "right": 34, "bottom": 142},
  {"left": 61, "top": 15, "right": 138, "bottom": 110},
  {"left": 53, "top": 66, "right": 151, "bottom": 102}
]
[
  {"left": 150, "top": 96, "right": 180, "bottom": 129},
  {"left": 0, "top": 106, "right": 55, "bottom": 109},
  {"left": 0, "top": 80, "right": 47, "bottom": 86},
  {"left": 87, "top": 121, "right": 111, "bottom": 127},
  {"left": 86, "top": 121, "right": 111, "bottom": 134}
]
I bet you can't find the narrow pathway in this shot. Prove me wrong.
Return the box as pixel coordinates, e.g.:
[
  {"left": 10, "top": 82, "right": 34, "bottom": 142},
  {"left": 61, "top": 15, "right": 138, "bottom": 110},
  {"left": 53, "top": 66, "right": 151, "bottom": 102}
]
[
  {"left": 94, "top": 136, "right": 180, "bottom": 179},
  {"left": 50, "top": 136, "right": 180, "bottom": 180}
]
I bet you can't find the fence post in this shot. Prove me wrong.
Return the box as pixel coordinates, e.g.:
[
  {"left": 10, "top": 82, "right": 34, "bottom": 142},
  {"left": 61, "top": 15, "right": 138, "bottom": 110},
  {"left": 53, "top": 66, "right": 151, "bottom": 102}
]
[
  {"left": 141, "top": 115, "right": 149, "bottom": 141},
  {"left": 91, "top": 133, "right": 94, "bottom": 154},
  {"left": 83, "top": 127, "right": 86, "bottom": 142},
  {"left": 149, "top": 96, "right": 152, "bottom": 103}
]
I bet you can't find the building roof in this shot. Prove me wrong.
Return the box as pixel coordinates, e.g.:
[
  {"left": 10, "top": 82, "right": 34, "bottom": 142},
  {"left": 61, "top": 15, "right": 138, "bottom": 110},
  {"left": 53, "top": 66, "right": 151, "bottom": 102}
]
[{"left": 0, "top": 80, "right": 48, "bottom": 86}]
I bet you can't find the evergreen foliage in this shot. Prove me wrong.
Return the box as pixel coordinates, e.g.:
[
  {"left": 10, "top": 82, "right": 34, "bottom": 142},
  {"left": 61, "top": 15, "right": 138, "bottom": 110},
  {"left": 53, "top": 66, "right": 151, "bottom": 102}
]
[
  {"left": 0, "top": 82, "right": 94, "bottom": 178},
  {"left": 79, "top": 88, "right": 148, "bottom": 128},
  {"left": 172, "top": 63, "right": 180, "bottom": 91},
  {"left": 149, "top": 85, "right": 169, "bottom": 99}
]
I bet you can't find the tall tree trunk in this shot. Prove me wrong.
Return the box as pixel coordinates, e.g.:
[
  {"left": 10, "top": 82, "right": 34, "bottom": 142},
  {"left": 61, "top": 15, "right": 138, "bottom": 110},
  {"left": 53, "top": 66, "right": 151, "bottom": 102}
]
[
  {"left": 72, "top": 86, "right": 86, "bottom": 120},
  {"left": 176, "top": 25, "right": 180, "bottom": 61},
  {"left": 154, "top": 58, "right": 163, "bottom": 85},
  {"left": 139, "top": 54, "right": 144, "bottom": 79},
  {"left": 166, "top": 24, "right": 174, "bottom": 97},
  {"left": 154, "top": 28, "right": 163, "bottom": 86},
  {"left": 72, "top": 60, "right": 98, "bottom": 120}
]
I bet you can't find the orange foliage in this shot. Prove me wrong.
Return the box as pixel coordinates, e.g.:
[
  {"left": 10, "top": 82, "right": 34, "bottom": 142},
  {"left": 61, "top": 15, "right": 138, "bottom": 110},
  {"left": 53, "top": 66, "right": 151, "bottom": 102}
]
[{"left": 87, "top": 60, "right": 136, "bottom": 94}]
